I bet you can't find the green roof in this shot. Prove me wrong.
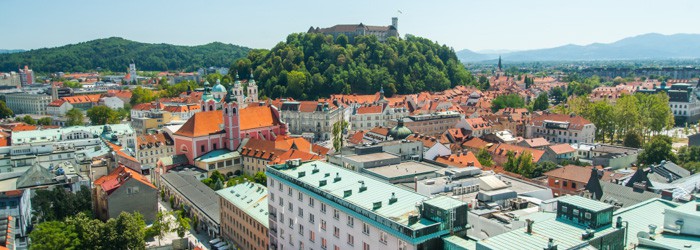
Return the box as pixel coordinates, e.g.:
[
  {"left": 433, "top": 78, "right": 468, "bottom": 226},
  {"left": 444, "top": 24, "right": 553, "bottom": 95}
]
[
  {"left": 216, "top": 182, "right": 269, "bottom": 227},
  {"left": 194, "top": 149, "right": 239, "bottom": 163},
  {"left": 424, "top": 195, "right": 466, "bottom": 210},
  {"left": 11, "top": 124, "right": 134, "bottom": 145},
  {"left": 559, "top": 195, "right": 612, "bottom": 212},
  {"left": 478, "top": 212, "right": 618, "bottom": 249}
]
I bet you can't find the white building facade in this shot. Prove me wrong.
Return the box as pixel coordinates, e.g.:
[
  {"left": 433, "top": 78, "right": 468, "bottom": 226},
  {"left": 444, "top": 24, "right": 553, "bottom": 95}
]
[{"left": 266, "top": 160, "right": 468, "bottom": 250}]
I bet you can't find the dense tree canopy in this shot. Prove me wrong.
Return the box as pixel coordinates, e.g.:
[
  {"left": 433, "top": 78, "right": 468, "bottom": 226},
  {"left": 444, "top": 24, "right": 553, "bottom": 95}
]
[
  {"left": 0, "top": 37, "right": 250, "bottom": 72},
  {"left": 491, "top": 94, "right": 525, "bottom": 112},
  {"left": 638, "top": 135, "right": 675, "bottom": 165},
  {"left": 30, "top": 212, "right": 146, "bottom": 250},
  {"left": 532, "top": 92, "right": 549, "bottom": 111},
  {"left": 87, "top": 106, "right": 126, "bottom": 125},
  {"left": 0, "top": 100, "right": 14, "bottom": 119},
  {"left": 230, "top": 33, "right": 477, "bottom": 100},
  {"left": 66, "top": 108, "right": 85, "bottom": 126}
]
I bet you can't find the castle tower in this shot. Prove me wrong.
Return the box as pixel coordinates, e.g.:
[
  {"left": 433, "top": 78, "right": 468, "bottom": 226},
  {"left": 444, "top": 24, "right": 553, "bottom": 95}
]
[
  {"left": 392, "top": 17, "right": 398, "bottom": 29},
  {"left": 246, "top": 70, "right": 258, "bottom": 104},
  {"left": 223, "top": 88, "right": 241, "bottom": 150}
]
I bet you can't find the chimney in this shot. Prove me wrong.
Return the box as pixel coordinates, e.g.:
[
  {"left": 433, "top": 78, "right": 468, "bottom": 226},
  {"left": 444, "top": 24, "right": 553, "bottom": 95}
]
[
  {"left": 526, "top": 219, "right": 534, "bottom": 234},
  {"left": 389, "top": 192, "right": 398, "bottom": 204}
]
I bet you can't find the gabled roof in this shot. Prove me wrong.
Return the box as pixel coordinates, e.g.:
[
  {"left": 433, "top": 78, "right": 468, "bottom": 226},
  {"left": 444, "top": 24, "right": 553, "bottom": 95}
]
[
  {"left": 435, "top": 151, "right": 482, "bottom": 168},
  {"left": 136, "top": 133, "right": 173, "bottom": 149},
  {"left": 461, "top": 137, "right": 490, "bottom": 150},
  {"left": 406, "top": 133, "right": 439, "bottom": 148},
  {"left": 356, "top": 105, "right": 383, "bottom": 114},
  {"left": 489, "top": 143, "right": 545, "bottom": 163},
  {"left": 348, "top": 130, "right": 366, "bottom": 145},
  {"left": 520, "top": 138, "right": 550, "bottom": 148},
  {"left": 174, "top": 111, "right": 224, "bottom": 137},
  {"left": 548, "top": 143, "right": 576, "bottom": 155},
  {"left": 368, "top": 126, "right": 389, "bottom": 136},
  {"left": 94, "top": 165, "right": 156, "bottom": 195},
  {"left": 47, "top": 99, "right": 67, "bottom": 107},
  {"left": 270, "top": 149, "right": 322, "bottom": 164},
  {"left": 240, "top": 106, "right": 283, "bottom": 131},
  {"left": 61, "top": 94, "right": 101, "bottom": 104}
]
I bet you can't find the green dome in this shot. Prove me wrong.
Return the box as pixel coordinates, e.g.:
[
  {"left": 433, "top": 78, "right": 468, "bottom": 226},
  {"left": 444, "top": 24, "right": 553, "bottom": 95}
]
[{"left": 388, "top": 119, "right": 413, "bottom": 140}]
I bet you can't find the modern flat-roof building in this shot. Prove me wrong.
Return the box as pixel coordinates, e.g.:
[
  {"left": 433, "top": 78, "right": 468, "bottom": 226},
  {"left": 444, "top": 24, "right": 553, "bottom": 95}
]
[
  {"left": 217, "top": 183, "right": 269, "bottom": 250},
  {"left": 267, "top": 160, "right": 468, "bottom": 250}
]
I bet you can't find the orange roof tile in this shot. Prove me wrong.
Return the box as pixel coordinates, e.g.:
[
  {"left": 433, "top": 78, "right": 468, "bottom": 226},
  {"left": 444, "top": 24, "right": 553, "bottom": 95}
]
[
  {"left": 174, "top": 111, "right": 224, "bottom": 137},
  {"left": 548, "top": 143, "right": 576, "bottom": 155},
  {"left": 270, "top": 149, "right": 322, "bottom": 164},
  {"left": 406, "top": 133, "right": 439, "bottom": 148},
  {"left": 368, "top": 126, "right": 389, "bottom": 136},
  {"left": 356, "top": 105, "right": 383, "bottom": 114},
  {"left": 61, "top": 94, "right": 101, "bottom": 104},
  {"left": 435, "top": 151, "right": 482, "bottom": 168},
  {"left": 94, "top": 165, "right": 156, "bottom": 195},
  {"left": 239, "top": 106, "right": 282, "bottom": 131},
  {"left": 489, "top": 143, "right": 545, "bottom": 163},
  {"left": 348, "top": 130, "right": 366, "bottom": 145},
  {"left": 48, "top": 99, "right": 67, "bottom": 107},
  {"left": 461, "top": 137, "right": 490, "bottom": 150}
]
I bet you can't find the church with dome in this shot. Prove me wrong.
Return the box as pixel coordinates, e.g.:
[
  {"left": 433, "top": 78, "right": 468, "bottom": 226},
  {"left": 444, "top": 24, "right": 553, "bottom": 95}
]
[{"left": 172, "top": 71, "right": 287, "bottom": 166}]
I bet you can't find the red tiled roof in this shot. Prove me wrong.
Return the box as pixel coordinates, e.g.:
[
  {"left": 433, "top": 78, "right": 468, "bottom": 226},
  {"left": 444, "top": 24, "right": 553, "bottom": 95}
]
[
  {"left": 548, "top": 143, "right": 576, "bottom": 155},
  {"left": 348, "top": 130, "right": 366, "bottom": 145},
  {"left": 521, "top": 138, "right": 550, "bottom": 148},
  {"left": 406, "top": 133, "right": 439, "bottom": 148},
  {"left": 368, "top": 126, "right": 389, "bottom": 136},
  {"left": 136, "top": 133, "right": 173, "bottom": 148},
  {"left": 435, "top": 151, "right": 482, "bottom": 168},
  {"left": 94, "top": 165, "right": 156, "bottom": 195},
  {"left": 104, "top": 140, "right": 138, "bottom": 163},
  {"left": 48, "top": 99, "right": 67, "bottom": 107},
  {"left": 240, "top": 106, "right": 282, "bottom": 131},
  {"left": 312, "top": 144, "right": 330, "bottom": 155},
  {"left": 174, "top": 111, "right": 224, "bottom": 137},
  {"left": 0, "top": 123, "right": 37, "bottom": 132},
  {"left": 544, "top": 165, "right": 598, "bottom": 184},
  {"left": 489, "top": 143, "right": 545, "bottom": 163},
  {"left": 270, "top": 149, "right": 323, "bottom": 164},
  {"left": 464, "top": 117, "right": 491, "bottom": 130},
  {"left": 240, "top": 139, "right": 284, "bottom": 161},
  {"left": 61, "top": 94, "right": 101, "bottom": 104},
  {"left": 461, "top": 137, "right": 490, "bottom": 150},
  {"left": 356, "top": 105, "right": 383, "bottom": 114}
]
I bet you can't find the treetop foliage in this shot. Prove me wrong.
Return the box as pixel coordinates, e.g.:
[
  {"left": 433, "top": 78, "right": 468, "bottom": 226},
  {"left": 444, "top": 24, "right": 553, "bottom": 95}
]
[{"left": 230, "top": 33, "right": 477, "bottom": 100}]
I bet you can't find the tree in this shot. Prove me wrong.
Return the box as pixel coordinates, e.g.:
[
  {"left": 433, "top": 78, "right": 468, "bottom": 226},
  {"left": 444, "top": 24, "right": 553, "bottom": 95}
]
[
  {"left": 286, "top": 70, "right": 307, "bottom": 99},
  {"left": 29, "top": 221, "right": 81, "bottom": 250},
  {"left": 21, "top": 115, "right": 36, "bottom": 125},
  {"left": 149, "top": 211, "right": 172, "bottom": 246},
  {"left": 38, "top": 117, "right": 53, "bottom": 126},
  {"left": 491, "top": 94, "right": 525, "bottom": 112},
  {"left": 623, "top": 131, "right": 643, "bottom": 148},
  {"left": 532, "top": 92, "right": 549, "bottom": 111},
  {"left": 550, "top": 87, "right": 567, "bottom": 104},
  {"left": 588, "top": 101, "right": 614, "bottom": 143},
  {"left": 638, "top": 135, "right": 675, "bottom": 165},
  {"left": 478, "top": 76, "right": 490, "bottom": 90},
  {"left": 66, "top": 108, "right": 85, "bottom": 126},
  {"left": 613, "top": 94, "right": 640, "bottom": 142},
  {"left": 253, "top": 171, "right": 267, "bottom": 186},
  {"left": 174, "top": 210, "right": 191, "bottom": 239},
  {"left": 335, "top": 34, "right": 349, "bottom": 47},
  {"left": 332, "top": 120, "right": 348, "bottom": 153},
  {"left": 109, "top": 212, "right": 146, "bottom": 250},
  {"left": 87, "top": 106, "right": 120, "bottom": 125},
  {"left": 32, "top": 186, "right": 92, "bottom": 223},
  {"left": 476, "top": 148, "right": 493, "bottom": 167},
  {"left": 0, "top": 100, "right": 13, "bottom": 119},
  {"left": 63, "top": 81, "right": 83, "bottom": 88},
  {"left": 130, "top": 86, "right": 157, "bottom": 105}
]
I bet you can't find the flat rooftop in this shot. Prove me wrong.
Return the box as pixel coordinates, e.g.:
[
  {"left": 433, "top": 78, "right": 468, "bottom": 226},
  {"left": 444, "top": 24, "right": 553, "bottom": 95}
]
[
  {"left": 343, "top": 152, "right": 398, "bottom": 163},
  {"left": 363, "top": 161, "right": 439, "bottom": 179}
]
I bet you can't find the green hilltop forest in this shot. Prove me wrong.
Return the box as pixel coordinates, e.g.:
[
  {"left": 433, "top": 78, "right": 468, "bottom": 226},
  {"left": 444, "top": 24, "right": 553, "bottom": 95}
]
[
  {"left": 230, "top": 33, "right": 477, "bottom": 100},
  {"left": 0, "top": 37, "right": 250, "bottom": 72}
]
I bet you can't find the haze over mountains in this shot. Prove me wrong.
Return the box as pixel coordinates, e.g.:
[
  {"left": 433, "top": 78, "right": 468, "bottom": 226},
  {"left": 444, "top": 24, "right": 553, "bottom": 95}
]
[{"left": 457, "top": 33, "right": 700, "bottom": 62}]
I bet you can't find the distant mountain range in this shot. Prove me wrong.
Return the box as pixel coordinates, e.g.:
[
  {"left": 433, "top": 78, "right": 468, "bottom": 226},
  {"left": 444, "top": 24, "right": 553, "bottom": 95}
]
[
  {"left": 0, "top": 37, "right": 250, "bottom": 72},
  {"left": 0, "top": 49, "right": 25, "bottom": 54},
  {"left": 458, "top": 33, "right": 700, "bottom": 62}
]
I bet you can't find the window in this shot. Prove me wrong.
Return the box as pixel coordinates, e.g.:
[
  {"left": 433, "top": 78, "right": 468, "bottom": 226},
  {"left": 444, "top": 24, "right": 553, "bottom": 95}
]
[
  {"left": 289, "top": 218, "right": 294, "bottom": 229},
  {"left": 347, "top": 234, "right": 354, "bottom": 246},
  {"left": 363, "top": 242, "right": 370, "bottom": 250},
  {"left": 298, "top": 191, "right": 303, "bottom": 201},
  {"left": 309, "top": 198, "right": 315, "bottom": 207},
  {"left": 309, "top": 230, "right": 315, "bottom": 242},
  {"left": 562, "top": 206, "right": 568, "bottom": 213},
  {"left": 362, "top": 223, "right": 370, "bottom": 235},
  {"left": 309, "top": 213, "right": 315, "bottom": 223},
  {"left": 573, "top": 209, "right": 580, "bottom": 216},
  {"left": 333, "top": 227, "right": 339, "bottom": 238},
  {"left": 270, "top": 193, "right": 275, "bottom": 202},
  {"left": 563, "top": 181, "right": 568, "bottom": 187},
  {"left": 278, "top": 183, "right": 283, "bottom": 191},
  {"left": 298, "top": 208, "right": 304, "bottom": 218},
  {"left": 398, "top": 240, "right": 408, "bottom": 250},
  {"left": 201, "top": 145, "right": 205, "bottom": 152},
  {"left": 288, "top": 187, "right": 292, "bottom": 196},
  {"left": 333, "top": 209, "right": 339, "bottom": 220},
  {"left": 299, "top": 224, "right": 304, "bottom": 236},
  {"left": 585, "top": 212, "right": 592, "bottom": 219},
  {"left": 321, "top": 204, "right": 327, "bottom": 213},
  {"left": 321, "top": 220, "right": 326, "bottom": 231},
  {"left": 572, "top": 182, "right": 577, "bottom": 189},
  {"left": 347, "top": 216, "right": 354, "bottom": 227},
  {"left": 127, "top": 187, "right": 140, "bottom": 194},
  {"left": 279, "top": 197, "right": 284, "bottom": 207},
  {"left": 380, "top": 232, "right": 388, "bottom": 244},
  {"left": 288, "top": 202, "right": 293, "bottom": 212},
  {"left": 321, "top": 238, "right": 327, "bottom": 249}
]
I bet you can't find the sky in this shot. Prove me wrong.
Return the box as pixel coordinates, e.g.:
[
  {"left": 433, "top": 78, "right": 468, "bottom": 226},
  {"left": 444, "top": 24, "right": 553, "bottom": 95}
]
[{"left": 2, "top": 0, "right": 700, "bottom": 52}]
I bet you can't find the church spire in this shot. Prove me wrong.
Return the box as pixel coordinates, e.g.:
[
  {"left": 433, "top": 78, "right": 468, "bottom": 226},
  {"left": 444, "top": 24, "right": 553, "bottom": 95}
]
[{"left": 498, "top": 55, "right": 502, "bottom": 71}]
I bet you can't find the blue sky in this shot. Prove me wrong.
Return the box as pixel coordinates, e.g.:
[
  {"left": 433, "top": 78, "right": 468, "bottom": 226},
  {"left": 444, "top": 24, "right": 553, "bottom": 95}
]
[{"left": 2, "top": 0, "right": 699, "bottom": 52}]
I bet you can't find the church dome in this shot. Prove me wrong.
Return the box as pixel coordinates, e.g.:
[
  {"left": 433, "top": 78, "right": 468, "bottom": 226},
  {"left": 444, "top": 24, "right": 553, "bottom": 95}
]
[
  {"left": 388, "top": 119, "right": 413, "bottom": 140},
  {"left": 212, "top": 79, "right": 226, "bottom": 93}
]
